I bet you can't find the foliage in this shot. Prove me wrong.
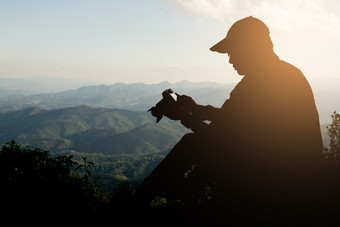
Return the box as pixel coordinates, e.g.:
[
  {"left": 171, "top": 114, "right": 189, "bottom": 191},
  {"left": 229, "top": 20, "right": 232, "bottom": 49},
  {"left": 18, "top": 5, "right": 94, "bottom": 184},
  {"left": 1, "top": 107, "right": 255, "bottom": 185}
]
[
  {"left": 0, "top": 140, "right": 102, "bottom": 214},
  {"left": 60, "top": 150, "right": 165, "bottom": 193},
  {"left": 111, "top": 180, "right": 135, "bottom": 205},
  {"left": 0, "top": 140, "right": 166, "bottom": 222},
  {"left": 324, "top": 111, "right": 340, "bottom": 161},
  {"left": 151, "top": 196, "right": 168, "bottom": 208}
]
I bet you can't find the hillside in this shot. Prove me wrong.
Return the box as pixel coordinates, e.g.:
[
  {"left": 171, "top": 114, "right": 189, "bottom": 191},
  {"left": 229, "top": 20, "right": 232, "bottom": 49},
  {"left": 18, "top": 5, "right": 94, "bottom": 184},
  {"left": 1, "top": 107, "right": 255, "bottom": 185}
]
[
  {"left": 0, "top": 105, "right": 189, "bottom": 155},
  {"left": 0, "top": 105, "right": 192, "bottom": 192}
]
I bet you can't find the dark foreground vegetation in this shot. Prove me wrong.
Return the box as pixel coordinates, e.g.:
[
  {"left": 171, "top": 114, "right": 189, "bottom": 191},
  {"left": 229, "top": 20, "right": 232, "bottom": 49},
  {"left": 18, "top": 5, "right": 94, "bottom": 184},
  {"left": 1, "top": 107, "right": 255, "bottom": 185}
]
[
  {"left": 0, "top": 140, "right": 102, "bottom": 213},
  {"left": 0, "top": 140, "right": 199, "bottom": 225}
]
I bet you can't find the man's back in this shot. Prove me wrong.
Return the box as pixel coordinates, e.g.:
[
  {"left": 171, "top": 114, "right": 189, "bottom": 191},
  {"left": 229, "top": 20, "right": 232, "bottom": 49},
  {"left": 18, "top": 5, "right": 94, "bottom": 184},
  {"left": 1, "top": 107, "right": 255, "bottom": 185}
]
[
  {"left": 208, "top": 59, "right": 324, "bottom": 214},
  {"left": 212, "top": 59, "right": 321, "bottom": 155}
]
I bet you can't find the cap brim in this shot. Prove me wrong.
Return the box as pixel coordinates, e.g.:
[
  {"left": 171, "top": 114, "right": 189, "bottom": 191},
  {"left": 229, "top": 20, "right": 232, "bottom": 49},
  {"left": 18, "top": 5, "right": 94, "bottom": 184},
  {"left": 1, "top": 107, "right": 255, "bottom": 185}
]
[{"left": 210, "top": 37, "right": 229, "bottom": 53}]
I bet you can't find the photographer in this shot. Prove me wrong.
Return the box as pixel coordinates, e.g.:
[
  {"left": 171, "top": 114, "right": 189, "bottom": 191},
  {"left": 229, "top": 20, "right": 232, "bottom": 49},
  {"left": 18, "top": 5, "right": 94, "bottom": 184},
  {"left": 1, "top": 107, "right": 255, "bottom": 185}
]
[{"left": 135, "top": 16, "right": 326, "bottom": 223}]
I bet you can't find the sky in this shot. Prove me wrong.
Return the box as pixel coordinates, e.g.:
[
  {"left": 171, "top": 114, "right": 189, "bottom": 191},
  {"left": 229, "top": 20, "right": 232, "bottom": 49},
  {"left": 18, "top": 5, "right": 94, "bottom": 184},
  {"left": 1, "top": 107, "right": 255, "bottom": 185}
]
[{"left": 1, "top": 0, "right": 340, "bottom": 88}]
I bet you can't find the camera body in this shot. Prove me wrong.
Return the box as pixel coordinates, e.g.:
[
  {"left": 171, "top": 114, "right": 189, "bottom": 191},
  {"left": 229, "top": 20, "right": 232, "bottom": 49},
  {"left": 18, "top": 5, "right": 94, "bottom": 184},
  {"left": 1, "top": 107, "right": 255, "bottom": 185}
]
[{"left": 149, "top": 89, "right": 177, "bottom": 123}]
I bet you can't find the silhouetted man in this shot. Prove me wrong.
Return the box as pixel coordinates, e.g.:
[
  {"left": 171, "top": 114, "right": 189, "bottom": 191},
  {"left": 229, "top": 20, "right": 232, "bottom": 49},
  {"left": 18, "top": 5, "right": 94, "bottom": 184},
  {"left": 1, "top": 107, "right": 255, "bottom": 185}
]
[{"left": 136, "top": 16, "right": 328, "bottom": 224}]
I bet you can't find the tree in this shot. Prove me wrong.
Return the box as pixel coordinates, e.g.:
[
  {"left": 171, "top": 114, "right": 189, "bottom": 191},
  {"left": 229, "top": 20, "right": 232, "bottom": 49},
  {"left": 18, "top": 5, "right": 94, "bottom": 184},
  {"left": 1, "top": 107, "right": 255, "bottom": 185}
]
[
  {"left": 111, "top": 180, "right": 135, "bottom": 205},
  {"left": 324, "top": 111, "right": 340, "bottom": 161}
]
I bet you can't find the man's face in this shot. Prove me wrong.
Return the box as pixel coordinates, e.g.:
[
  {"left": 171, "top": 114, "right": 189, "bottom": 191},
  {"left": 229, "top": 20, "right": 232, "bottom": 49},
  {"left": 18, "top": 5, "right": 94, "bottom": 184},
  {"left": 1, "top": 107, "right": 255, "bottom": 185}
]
[
  {"left": 228, "top": 50, "right": 259, "bottom": 76},
  {"left": 228, "top": 52, "right": 247, "bottom": 76}
]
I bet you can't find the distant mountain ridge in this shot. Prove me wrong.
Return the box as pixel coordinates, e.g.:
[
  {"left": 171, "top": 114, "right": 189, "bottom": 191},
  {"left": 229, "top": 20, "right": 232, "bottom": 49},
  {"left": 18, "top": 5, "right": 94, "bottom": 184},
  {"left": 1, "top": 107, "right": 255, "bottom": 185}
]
[
  {"left": 0, "top": 79, "right": 339, "bottom": 123},
  {"left": 0, "top": 76, "right": 99, "bottom": 93},
  {"left": 0, "top": 80, "right": 232, "bottom": 114}
]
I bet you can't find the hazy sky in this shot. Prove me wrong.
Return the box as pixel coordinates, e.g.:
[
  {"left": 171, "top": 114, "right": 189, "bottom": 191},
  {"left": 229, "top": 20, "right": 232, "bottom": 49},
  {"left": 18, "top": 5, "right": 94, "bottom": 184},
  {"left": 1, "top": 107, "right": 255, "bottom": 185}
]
[{"left": 1, "top": 0, "right": 340, "bottom": 87}]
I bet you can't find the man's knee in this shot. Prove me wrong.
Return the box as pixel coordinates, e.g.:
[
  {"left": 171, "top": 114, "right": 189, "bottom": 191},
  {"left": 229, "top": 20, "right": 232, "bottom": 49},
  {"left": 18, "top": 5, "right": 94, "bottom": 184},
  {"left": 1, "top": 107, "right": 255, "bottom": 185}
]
[
  {"left": 182, "top": 133, "right": 195, "bottom": 140},
  {"left": 175, "top": 133, "right": 197, "bottom": 148}
]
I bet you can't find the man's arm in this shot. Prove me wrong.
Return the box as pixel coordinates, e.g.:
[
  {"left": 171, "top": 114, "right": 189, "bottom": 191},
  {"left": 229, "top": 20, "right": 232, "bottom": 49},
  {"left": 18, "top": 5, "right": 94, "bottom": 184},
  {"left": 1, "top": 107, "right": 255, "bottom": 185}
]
[
  {"left": 174, "top": 95, "right": 229, "bottom": 135},
  {"left": 194, "top": 104, "right": 223, "bottom": 122},
  {"left": 180, "top": 112, "right": 210, "bottom": 134},
  {"left": 162, "top": 93, "right": 227, "bottom": 134},
  {"left": 176, "top": 95, "right": 223, "bottom": 122}
]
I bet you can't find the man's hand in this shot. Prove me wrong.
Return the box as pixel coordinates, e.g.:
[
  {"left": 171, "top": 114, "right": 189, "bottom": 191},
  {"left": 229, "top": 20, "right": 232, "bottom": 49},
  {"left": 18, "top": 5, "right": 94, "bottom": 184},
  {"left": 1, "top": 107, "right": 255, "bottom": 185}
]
[
  {"left": 176, "top": 94, "right": 198, "bottom": 113},
  {"left": 161, "top": 93, "right": 198, "bottom": 122},
  {"left": 162, "top": 103, "right": 188, "bottom": 121}
]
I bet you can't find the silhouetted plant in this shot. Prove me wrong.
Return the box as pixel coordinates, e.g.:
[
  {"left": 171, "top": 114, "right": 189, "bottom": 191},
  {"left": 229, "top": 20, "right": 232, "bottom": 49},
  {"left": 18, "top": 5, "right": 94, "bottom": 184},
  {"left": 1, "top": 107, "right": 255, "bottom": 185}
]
[
  {"left": 324, "top": 111, "right": 340, "bottom": 161},
  {"left": 76, "top": 156, "right": 95, "bottom": 183}
]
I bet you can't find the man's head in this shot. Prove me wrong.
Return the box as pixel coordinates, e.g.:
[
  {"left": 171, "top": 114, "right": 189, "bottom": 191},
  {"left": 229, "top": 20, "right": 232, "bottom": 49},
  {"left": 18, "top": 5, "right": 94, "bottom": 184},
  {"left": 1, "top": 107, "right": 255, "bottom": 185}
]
[{"left": 211, "top": 16, "right": 276, "bottom": 76}]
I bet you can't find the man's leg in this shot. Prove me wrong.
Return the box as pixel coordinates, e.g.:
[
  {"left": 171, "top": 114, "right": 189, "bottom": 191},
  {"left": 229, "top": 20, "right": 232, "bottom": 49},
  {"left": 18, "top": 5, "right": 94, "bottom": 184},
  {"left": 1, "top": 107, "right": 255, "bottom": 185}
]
[{"left": 134, "top": 133, "right": 204, "bottom": 203}]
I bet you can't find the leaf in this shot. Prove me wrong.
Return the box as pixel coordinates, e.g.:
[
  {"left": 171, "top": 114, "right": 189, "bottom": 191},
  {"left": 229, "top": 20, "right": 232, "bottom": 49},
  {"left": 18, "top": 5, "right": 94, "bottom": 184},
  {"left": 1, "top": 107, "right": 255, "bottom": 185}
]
[
  {"left": 88, "top": 161, "right": 94, "bottom": 166},
  {"left": 76, "top": 165, "right": 84, "bottom": 170}
]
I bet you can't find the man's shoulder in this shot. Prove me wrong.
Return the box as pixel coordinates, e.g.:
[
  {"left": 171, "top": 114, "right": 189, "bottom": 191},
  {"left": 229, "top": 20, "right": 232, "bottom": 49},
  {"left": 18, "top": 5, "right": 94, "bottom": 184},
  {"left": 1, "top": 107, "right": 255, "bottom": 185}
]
[
  {"left": 275, "top": 60, "right": 309, "bottom": 87},
  {"left": 277, "top": 60, "right": 303, "bottom": 76},
  {"left": 276, "top": 60, "right": 314, "bottom": 98}
]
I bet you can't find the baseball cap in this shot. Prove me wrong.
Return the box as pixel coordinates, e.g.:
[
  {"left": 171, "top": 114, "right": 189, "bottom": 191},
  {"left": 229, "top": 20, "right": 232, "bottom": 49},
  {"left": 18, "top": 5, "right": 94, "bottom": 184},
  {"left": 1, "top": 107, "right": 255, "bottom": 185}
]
[{"left": 210, "top": 16, "right": 272, "bottom": 54}]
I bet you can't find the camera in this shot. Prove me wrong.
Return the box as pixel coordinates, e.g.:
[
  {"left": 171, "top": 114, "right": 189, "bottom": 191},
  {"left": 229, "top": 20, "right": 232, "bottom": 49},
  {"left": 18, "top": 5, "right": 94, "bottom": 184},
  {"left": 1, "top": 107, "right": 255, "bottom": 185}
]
[{"left": 148, "top": 89, "right": 177, "bottom": 123}]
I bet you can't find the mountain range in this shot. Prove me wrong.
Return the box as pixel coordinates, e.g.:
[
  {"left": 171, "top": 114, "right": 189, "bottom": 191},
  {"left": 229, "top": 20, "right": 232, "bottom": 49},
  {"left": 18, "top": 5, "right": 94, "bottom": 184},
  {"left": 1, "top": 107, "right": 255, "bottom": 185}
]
[
  {"left": 0, "top": 76, "right": 99, "bottom": 94},
  {"left": 1, "top": 78, "right": 339, "bottom": 123},
  {"left": 0, "top": 80, "right": 232, "bottom": 114}
]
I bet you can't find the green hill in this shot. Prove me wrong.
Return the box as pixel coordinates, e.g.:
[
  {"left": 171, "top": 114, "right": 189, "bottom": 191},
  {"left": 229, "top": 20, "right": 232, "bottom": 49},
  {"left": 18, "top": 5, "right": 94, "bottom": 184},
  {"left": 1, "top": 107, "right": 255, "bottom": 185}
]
[
  {"left": 0, "top": 105, "right": 189, "bottom": 155},
  {"left": 0, "top": 105, "right": 191, "bottom": 192}
]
